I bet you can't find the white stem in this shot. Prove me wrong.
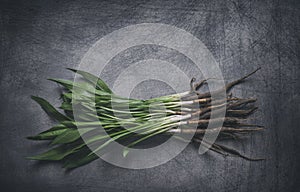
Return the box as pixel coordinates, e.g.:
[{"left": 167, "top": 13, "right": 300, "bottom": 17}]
[{"left": 168, "top": 114, "right": 191, "bottom": 122}]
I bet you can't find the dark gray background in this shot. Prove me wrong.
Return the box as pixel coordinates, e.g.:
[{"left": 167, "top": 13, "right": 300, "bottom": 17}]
[{"left": 1, "top": 0, "right": 300, "bottom": 191}]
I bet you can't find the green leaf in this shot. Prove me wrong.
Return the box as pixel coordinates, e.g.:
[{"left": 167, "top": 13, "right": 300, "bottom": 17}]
[
  {"left": 27, "top": 132, "right": 109, "bottom": 161},
  {"left": 31, "top": 96, "right": 71, "bottom": 122},
  {"left": 51, "top": 128, "right": 95, "bottom": 145},
  {"left": 61, "top": 92, "right": 72, "bottom": 100},
  {"left": 48, "top": 78, "right": 90, "bottom": 95},
  {"left": 39, "top": 124, "right": 68, "bottom": 134},
  {"left": 27, "top": 128, "right": 68, "bottom": 140},
  {"left": 27, "top": 143, "right": 84, "bottom": 161},
  {"left": 48, "top": 78, "right": 74, "bottom": 90},
  {"left": 67, "top": 68, "right": 112, "bottom": 93},
  {"left": 60, "top": 101, "right": 73, "bottom": 111},
  {"left": 48, "top": 78, "right": 110, "bottom": 97}
]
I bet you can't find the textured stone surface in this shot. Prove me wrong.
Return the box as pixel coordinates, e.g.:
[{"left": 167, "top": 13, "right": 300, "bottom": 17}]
[{"left": 1, "top": 0, "right": 300, "bottom": 191}]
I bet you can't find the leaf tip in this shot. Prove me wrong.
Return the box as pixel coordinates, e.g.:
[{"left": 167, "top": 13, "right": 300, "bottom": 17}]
[
  {"left": 123, "top": 148, "right": 129, "bottom": 157},
  {"left": 26, "top": 156, "right": 39, "bottom": 160},
  {"left": 26, "top": 136, "right": 36, "bottom": 140},
  {"left": 30, "top": 95, "right": 40, "bottom": 101},
  {"left": 66, "top": 68, "right": 77, "bottom": 73}
]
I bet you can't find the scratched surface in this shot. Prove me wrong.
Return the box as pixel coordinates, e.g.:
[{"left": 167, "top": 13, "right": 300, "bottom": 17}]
[{"left": 1, "top": 0, "right": 300, "bottom": 191}]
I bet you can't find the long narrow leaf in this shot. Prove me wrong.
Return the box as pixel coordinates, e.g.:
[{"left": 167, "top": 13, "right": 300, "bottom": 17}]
[
  {"left": 67, "top": 68, "right": 112, "bottom": 93},
  {"left": 51, "top": 128, "right": 95, "bottom": 145},
  {"left": 31, "top": 96, "right": 71, "bottom": 122},
  {"left": 27, "top": 143, "right": 84, "bottom": 161},
  {"left": 27, "top": 129, "right": 68, "bottom": 140},
  {"left": 48, "top": 78, "right": 110, "bottom": 97}
]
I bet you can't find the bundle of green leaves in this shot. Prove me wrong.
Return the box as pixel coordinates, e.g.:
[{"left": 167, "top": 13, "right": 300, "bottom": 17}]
[{"left": 27, "top": 68, "right": 263, "bottom": 169}]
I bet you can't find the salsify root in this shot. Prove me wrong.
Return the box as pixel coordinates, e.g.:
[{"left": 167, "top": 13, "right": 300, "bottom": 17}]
[
  {"left": 193, "top": 136, "right": 264, "bottom": 161},
  {"left": 26, "top": 67, "right": 264, "bottom": 169},
  {"left": 183, "top": 67, "right": 261, "bottom": 100}
]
